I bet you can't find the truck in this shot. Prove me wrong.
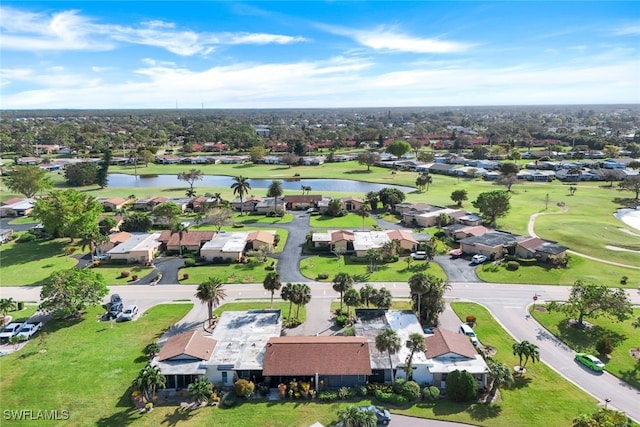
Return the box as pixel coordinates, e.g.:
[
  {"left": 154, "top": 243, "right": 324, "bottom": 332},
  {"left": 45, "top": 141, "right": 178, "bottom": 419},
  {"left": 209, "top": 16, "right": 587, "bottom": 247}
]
[
  {"left": 15, "top": 322, "right": 43, "bottom": 341},
  {"left": 0, "top": 323, "right": 23, "bottom": 342}
]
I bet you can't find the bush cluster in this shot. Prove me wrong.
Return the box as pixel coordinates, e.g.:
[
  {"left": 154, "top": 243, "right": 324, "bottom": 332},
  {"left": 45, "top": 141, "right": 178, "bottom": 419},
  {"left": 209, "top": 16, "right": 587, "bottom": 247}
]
[
  {"left": 16, "top": 232, "right": 37, "bottom": 243},
  {"left": 316, "top": 273, "right": 329, "bottom": 280},
  {"left": 184, "top": 258, "right": 196, "bottom": 267},
  {"left": 505, "top": 261, "right": 520, "bottom": 271},
  {"left": 393, "top": 379, "right": 421, "bottom": 401},
  {"left": 422, "top": 385, "right": 440, "bottom": 402},
  {"left": 120, "top": 270, "right": 131, "bottom": 278},
  {"left": 366, "top": 383, "right": 393, "bottom": 395},
  {"left": 233, "top": 378, "right": 255, "bottom": 398},
  {"left": 374, "top": 389, "right": 409, "bottom": 406},
  {"left": 335, "top": 315, "right": 348, "bottom": 327},
  {"left": 318, "top": 391, "right": 338, "bottom": 401}
]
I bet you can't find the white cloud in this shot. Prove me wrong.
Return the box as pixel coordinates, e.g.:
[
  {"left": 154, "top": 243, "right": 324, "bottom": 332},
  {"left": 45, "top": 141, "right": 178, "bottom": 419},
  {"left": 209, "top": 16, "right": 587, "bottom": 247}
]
[
  {"left": 320, "top": 24, "right": 472, "bottom": 54},
  {"left": 612, "top": 21, "right": 640, "bottom": 35}
]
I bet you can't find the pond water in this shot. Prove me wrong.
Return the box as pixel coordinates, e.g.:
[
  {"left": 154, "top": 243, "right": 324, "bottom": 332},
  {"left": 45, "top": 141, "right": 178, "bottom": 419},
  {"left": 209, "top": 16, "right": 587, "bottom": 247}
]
[{"left": 106, "top": 174, "right": 414, "bottom": 193}]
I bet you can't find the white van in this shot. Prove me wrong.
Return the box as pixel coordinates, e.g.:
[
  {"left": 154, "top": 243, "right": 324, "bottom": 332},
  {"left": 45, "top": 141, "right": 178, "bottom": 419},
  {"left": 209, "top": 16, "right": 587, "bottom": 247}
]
[{"left": 459, "top": 324, "right": 479, "bottom": 346}]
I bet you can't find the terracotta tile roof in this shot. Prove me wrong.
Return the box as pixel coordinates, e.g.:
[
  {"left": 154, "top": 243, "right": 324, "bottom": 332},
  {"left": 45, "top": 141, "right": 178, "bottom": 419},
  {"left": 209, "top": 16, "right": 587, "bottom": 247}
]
[
  {"left": 342, "top": 197, "right": 364, "bottom": 203},
  {"left": 517, "top": 236, "right": 546, "bottom": 251},
  {"left": 425, "top": 328, "right": 477, "bottom": 359},
  {"left": 284, "top": 195, "right": 322, "bottom": 203},
  {"left": 158, "top": 230, "right": 216, "bottom": 247},
  {"left": 1, "top": 197, "right": 25, "bottom": 206},
  {"left": 462, "top": 225, "right": 491, "bottom": 237},
  {"left": 103, "top": 197, "right": 128, "bottom": 206},
  {"left": 108, "top": 231, "right": 132, "bottom": 244},
  {"left": 157, "top": 330, "right": 217, "bottom": 362},
  {"left": 247, "top": 230, "right": 275, "bottom": 244},
  {"left": 262, "top": 336, "right": 372, "bottom": 376},
  {"left": 331, "top": 230, "right": 355, "bottom": 243},
  {"left": 387, "top": 229, "right": 418, "bottom": 243}
]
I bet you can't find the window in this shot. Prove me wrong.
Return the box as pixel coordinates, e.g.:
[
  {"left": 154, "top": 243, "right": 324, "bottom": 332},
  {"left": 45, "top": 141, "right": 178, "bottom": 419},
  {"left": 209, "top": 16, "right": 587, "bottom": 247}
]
[{"left": 222, "top": 371, "right": 228, "bottom": 384}]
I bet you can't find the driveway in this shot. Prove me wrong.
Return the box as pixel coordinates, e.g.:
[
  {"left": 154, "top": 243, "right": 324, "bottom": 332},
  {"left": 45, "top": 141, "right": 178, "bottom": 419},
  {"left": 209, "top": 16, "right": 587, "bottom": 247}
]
[
  {"left": 271, "top": 212, "right": 313, "bottom": 283},
  {"left": 434, "top": 255, "right": 480, "bottom": 283}
]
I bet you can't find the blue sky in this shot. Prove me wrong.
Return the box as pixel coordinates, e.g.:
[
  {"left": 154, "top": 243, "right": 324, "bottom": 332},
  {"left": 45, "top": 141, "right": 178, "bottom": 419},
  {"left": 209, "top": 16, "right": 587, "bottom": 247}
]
[{"left": 1, "top": 2, "right": 639, "bottom": 109}]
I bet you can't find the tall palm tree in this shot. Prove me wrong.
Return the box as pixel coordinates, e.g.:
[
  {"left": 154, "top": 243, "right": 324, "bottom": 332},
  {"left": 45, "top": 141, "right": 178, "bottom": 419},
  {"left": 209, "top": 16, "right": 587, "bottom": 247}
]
[
  {"left": 408, "top": 273, "right": 430, "bottom": 323},
  {"left": 267, "top": 180, "right": 283, "bottom": 214},
  {"left": 487, "top": 359, "right": 514, "bottom": 395},
  {"left": 376, "top": 327, "right": 401, "bottom": 382},
  {"left": 290, "top": 283, "right": 311, "bottom": 319},
  {"left": 372, "top": 287, "right": 393, "bottom": 309},
  {"left": 231, "top": 176, "right": 251, "bottom": 216},
  {"left": 280, "top": 282, "right": 294, "bottom": 319},
  {"left": 263, "top": 271, "right": 282, "bottom": 308},
  {"left": 409, "top": 273, "right": 450, "bottom": 326},
  {"left": 79, "top": 230, "right": 109, "bottom": 259},
  {"left": 195, "top": 277, "right": 227, "bottom": 322},
  {"left": 359, "top": 284, "right": 376, "bottom": 308},
  {"left": 357, "top": 203, "right": 371, "bottom": 231},
  {"left": 132, "top": 363, "right": 166, "bottom": 403},
  {"left": 332, "top": 272, "right": 354, "bottom": 313},
  {"left": 512, "top": 340, "right": 540, "bottom": 372},
  {"left": 170, "top": 222, "right": 189, "bottom": 257},
  {"left": 404, "top": 332, "right": 426, "bottom": 381},
  {"left": 343, "top": 288, "right": 361, "bottom": 319}
]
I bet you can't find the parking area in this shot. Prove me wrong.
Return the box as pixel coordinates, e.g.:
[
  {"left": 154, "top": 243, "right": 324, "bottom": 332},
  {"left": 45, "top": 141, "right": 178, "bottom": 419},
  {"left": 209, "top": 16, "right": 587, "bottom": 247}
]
[{"left": 434, "top": 255, "right": 480, "bottom": 283}]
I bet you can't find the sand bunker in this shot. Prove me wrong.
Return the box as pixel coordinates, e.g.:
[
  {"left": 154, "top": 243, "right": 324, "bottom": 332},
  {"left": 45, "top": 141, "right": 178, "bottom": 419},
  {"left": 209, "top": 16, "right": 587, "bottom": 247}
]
[{"left": 614, "top": 207, "right": 640, "bottom": 232}]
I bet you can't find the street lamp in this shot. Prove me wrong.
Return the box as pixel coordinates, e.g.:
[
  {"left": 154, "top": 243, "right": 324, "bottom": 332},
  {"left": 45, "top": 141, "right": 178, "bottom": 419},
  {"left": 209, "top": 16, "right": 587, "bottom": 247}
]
[{"left": 604, "top": 398, "right": 611, "bottom": 409}]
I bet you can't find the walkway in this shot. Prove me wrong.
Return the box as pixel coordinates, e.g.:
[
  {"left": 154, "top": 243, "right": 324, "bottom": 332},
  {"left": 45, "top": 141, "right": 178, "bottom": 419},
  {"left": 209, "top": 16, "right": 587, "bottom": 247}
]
[{"left": 527, "top": 211, "right": 640, "bottom": 270}]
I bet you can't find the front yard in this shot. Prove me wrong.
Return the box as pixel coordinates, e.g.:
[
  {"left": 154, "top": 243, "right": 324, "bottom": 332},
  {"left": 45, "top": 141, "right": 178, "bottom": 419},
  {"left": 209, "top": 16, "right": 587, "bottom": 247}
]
[
  {"left": 300, "top": 255, "right": 447, "bottom": 282},
  {"left": 179, "top": 259, "right": 279, "bottom": 284}
]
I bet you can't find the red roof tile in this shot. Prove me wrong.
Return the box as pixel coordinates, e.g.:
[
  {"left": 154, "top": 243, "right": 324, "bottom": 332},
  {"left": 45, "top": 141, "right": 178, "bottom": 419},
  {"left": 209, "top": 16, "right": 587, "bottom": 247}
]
[
  {"left": 157, "top": 330, "right": 217, "bottom": 362},
  {"left": 425, "top": 328, "right": 477, "bottom": 359}
]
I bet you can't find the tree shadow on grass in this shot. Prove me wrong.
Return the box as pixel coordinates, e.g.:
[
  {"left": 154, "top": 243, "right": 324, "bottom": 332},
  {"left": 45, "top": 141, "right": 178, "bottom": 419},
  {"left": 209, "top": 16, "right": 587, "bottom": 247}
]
[
  {"left": 618, "top": 358, "right": 640, "bottom": 390},
  {"left": 557, "top": 321, "right": 627, "bottom": 352},
  {"left": 431, "top": 400, "right": 469, "bottom": 416},
  {"left": 96, "top": 386, "right": 140, "bottom": 427},
  {"left": 612, "top": 197, "right": 638, "bottom": 208},
  {"left": 160, "top": 407, "right": 196, "bottom": 426},
  {"left": 467, "top": 402, "right": 503, "bottom": 421},
  {"left": 509, "top": 374, "right": 533, "bottom": 390},
  {"left": 344, "top": 169, "right": 374, "bottom": 175}
]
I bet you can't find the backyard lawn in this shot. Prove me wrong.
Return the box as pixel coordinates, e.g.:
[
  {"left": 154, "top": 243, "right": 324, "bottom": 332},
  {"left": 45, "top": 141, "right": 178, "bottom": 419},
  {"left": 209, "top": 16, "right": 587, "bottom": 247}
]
[
  {"left": 300, "top": 255, "right": 447, "bottom": 282},
  {"left": 475, "top": 253, "right": 638, "bottom": 286},
  {"left": 0, "top": 303, "right": 193, "bottom": 426},
  {"left": 443, "top": 302, "right": 599, "bottom": 426},
  {"left": 531, "top": 306, "right": 640, "bottom": 390},
  {"left": 0, "top": 236, "right": 78, "bottom": 286}
]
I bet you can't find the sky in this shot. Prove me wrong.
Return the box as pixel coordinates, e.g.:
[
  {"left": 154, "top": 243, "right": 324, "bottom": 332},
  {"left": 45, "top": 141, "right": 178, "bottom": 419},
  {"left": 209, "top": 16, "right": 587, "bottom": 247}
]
[{"left": 1, "top": 1, "right": 639, "bottom": 110}]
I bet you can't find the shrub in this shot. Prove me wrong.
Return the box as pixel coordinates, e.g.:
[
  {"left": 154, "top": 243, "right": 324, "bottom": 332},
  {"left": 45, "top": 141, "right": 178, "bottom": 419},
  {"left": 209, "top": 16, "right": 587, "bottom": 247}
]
[
  {"left": 342, "top": 326, "right": 356, "bottom": 336},
  {"left": 232, "top": 223, "right": 245, "bottom": 228},
  {"left": 596, "top": 336, "right": 614, "bottom": 355},
  {"left": 375, "top": 390, "right": 408, "bottom": 406},
  {"left": 16, "top": 232, "right": 37, "bottom": 243},
  {"left": 233, "top": 378, "right": 255, "bottom": 398},
  {"left": 184, "top": 258, "right": 196, "bottom": 267},
  {"left": 395, "top": 380, "right": 421, "bottom": 401},
  {"left": 319, "top": 391, "right": 338, "bottom": 401},
  {"left": 506, "top": 261, "right": 520, "bottom": 271},
  {"left": 65, "top": 246, "right": 77, "bottom": 255},
  {"left": 445, "top": 369, "right": 478, "bottom": 402},
  {"left": 356, "top": 386, "right": 367, "bottom": 397},
  {"left": 316, "top": 273, "right": 329, "bottom": 280},
  {"left": 120, "top": 270, "right": 131, "bottom": 278},
  {"left": 423, "top": 385, "right": 440, "bottom": 402},
  {"left": 392, "top": 378, "right": 406, "bottom": 394},
  {"left": 620, "top": 276, "right": 628, "bottom": 285},
  {"left": 367, "top": 383, "right": 393, "bottom": 395},
  {"left": 465, "top": 315, "right": 477, "bottom": 325},
  {"left": 131, "top": 275, "right": 139, "bottom": 281},
  {"left": 335, "top": 315, "right": 348, "bottom": 327},
  {"left": 182, "top": 273, "right": 189, "bottom": 280},
  {"left": 338, "top": 386, "right": 350, "bottom": 400}
]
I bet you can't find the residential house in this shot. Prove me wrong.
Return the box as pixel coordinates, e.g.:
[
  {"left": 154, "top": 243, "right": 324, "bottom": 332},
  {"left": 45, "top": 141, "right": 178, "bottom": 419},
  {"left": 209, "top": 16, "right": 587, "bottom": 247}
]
[
  {"left": 443, "top": 225, "right": 491, "bottom": 241},
  {"left": 107, "top": 232, "right": 162, "bottom": 264},
  {"left": 394, "top": 202, "right": 433, "bottom": 216},
  {"left": 284, "top": 195, "right": 322, "bottom": 210},
  {"left": 0, "top": 198, "right": 36, "bottom": 217},
  {"left": 402, "top": 207, "right": 461, "bottom": 228},
  {"left": 342, "top": 197, "right": 365, "bottom": 212},
  {"left": 96, "top": 231, "right": 133, "bottom": 257},
  {"left": 133, "top": 197, "right": 168, "bottom": 211},
  {"left": 247, "top": 230, "right": 276, "bottom": 251},
  {"left": 254, "top": 197, "right": 285, "bottom": 214},
  {"left": 155, "top": 330, "right": 217, "bottom": 390},
  {"left": 459, "top": 231, "right": 522, "bottom": 260},
  {"left": 515, "top": 237, "right": 568, "bottom": 262},
  {"left": 230, "top": 196, "right": 263, "bottom": 213},
  {"left": 100, "top": 197, "right": 130, "bottom": 212},
  {"left": 312, "top": 229, "right": 419, "bottom": 256},
  {"left": 424, "top": 328, "right": 489, "bottom": 390},
  {"left": 199, "top": 230, "right": 275, "bottom": 261},
  {"left": 16, "top": 157, "right": 42, "bottom": 165},
  {"left": 386, "top": 230, "right": 419, "bottom": 253},
  {"left": 158, "top": 230, "right": 216, "bottom": 253},
  {"left": 263, "top": 337, "right": 371, "bottom": 389}
]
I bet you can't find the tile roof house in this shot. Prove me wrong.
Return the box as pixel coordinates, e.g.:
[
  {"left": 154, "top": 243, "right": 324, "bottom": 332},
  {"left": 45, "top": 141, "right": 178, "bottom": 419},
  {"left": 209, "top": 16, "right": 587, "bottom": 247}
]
[
  {"left": 263, "top": 337, "right": 371, "bottom": 388},
  {"left": 312, "top": 229, "right": 419, "bottom": 256},
  {"left": 246, "top": 230, "right": 276, "bottom": 251},
  {"left": 230, "top": 195, "right": 263, "bottom": 213},
  {"left": 107, "top": 232, "right": 162, "bottom": 264},
  {"left": 154, "top": 330, "right": 217, "bottom": 389},
  {"left": 158, "top": 230, "right": 217, "bottom": 252},
  {"left": 284, "top": 195, "right": 322, "bottom": 210},
  {"left": 100, "top": 197, "right": 130, "bottom": 212},
  {"left": 459, "top": 231, "right": 522, "bottom": 260},
  {"left": 515, "top": 237, "right": 568, "bottom": 262},
  {"left": 0, "top": 198, "right": 36, "bottom": 217}
]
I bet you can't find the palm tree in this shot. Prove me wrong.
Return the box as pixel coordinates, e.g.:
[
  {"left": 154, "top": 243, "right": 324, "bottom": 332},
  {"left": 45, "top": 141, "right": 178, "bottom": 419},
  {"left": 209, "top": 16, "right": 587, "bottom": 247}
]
[
  {"left": 280, "top": 282, "right": 295, "bottom": 319},
  {"left": 195, "top": 277, "right": 227, "bottom": 322},
  {"left": 512, "top": 340, "right": 540, "bottom": 373},
  {"left": 404, "top": 332, "right": 426, "bottom": 381},
  {"left": 263, "top": 271, "right": 282, "bottom": 308},
  {"left": 357, "top": 203, "right": 371, "bottom": 231},
  {"left": 372, "top": 287, "right": 393, "bottom": 309},
  {"left": 408, "top": 273, "right": 450, "bottom": 326},
  {"left": 337, "top": 405, "right": 376, "bottom": 427},
  {"left": 343, "top": 288, "right": 361, "bottom": 319},
  {"left": 188, "top": 377, "right": 213, "bottom": 404},
  {"left": 267, "top": 180, "right": 283, "bottom": 214},
  {"left": 408, "top": 273, "right": 430, "bottom": 323},
  {"left": 376, "top": 327, "right": 401, "bottom": 382},
  {"left": 290, "top": 283, "right": 311, "bottom": 319},
  {"left": 0, "top": 298, "right": 16, "bottom": 322},
  {"left": 170, "top": 222, "right": 189, "bottom": 257},
  {"left": 359, "top": 284, "right": 376, "bottom": 308},
  {"left": 231, "top": 176, "right": 251, "bottom": 216},
  {"left": 487, "top": 359, "right": 514, "bottom": 395},
  {"left": 332, "top": 272, "right": 354, "bottom": 313},
  {"left": 79, "top": 230, "right": 109, "bottom": 259},
  {"left": 132, "top": 363, "right": 166, "bottom": 403}
]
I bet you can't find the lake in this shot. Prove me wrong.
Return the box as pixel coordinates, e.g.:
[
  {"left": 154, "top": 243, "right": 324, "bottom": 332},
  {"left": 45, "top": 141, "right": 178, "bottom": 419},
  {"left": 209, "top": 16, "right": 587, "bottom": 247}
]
[{"left": 106, "top": 174, "right": 414, "bottom": 193}]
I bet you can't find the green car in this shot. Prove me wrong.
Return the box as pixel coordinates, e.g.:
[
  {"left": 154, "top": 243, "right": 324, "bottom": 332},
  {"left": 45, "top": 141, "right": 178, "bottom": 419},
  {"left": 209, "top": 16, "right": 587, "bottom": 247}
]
[{"left": 575, "top": 353, "right": 605, "bottom": 372}]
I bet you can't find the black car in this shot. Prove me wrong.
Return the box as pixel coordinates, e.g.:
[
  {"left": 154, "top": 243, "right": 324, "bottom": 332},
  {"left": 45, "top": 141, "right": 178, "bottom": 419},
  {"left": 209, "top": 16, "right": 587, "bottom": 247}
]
[{"left": 108, "top": 301, "right": 123, "bottom": 319}]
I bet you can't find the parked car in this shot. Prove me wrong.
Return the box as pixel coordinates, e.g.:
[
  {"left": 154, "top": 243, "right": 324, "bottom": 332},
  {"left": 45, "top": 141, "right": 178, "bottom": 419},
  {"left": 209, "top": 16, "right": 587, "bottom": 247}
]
[
  {"left": 357, "top": 405, "right": 391, "bottom": 425},
  {"left": 410, "top": 251, "right": 427, "bottom": 260},
  {"left": 0, "top": 322, "right": 23, "bottom": 342},
  {"left": 16, "top": 322, "right": 43, "bottom": 341},
  {"left": 470, "top": 254, "right": 488, "bottom": 265},
  {"left": 459, "top": 324, "right": 479, "bottom": 346},
  {"left": 120, "top": 305, "right": 139, "bottom": 321},
  {"left": 423, "top": 327, "right": 435, "bottom": 334},
  {"left": 449, "top": 248, "right": 463, "bottom": 258},
  {"left": 108, "top": 301, "right": 123, "bottom": 319},
  {"left": 575, "top": 353, "right": 605, "bottom": 372},
  {"left": 110, "top": 294, "right": 122, "bottom": 304}
]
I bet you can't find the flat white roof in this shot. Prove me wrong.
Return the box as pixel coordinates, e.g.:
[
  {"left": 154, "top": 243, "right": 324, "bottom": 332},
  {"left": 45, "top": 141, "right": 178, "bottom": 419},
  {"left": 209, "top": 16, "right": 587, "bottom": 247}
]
[
  {"left": 353, "top": 231, "right": 389, "bottom": 251},
  {"left": 201, "top": 232, "right": 247, "bottom": 252},
  {"left": 107, "top": 232, "right": 161, "bottom": 254}
]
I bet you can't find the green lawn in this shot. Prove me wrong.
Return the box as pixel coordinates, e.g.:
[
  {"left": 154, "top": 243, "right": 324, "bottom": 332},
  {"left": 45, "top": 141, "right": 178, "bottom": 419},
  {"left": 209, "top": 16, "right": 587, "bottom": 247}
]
[
  {"left": 2, "top": 304, "right": 39, "bottom": 323},
  {"left": 475, "top": 253, "right": 638, "bottom": 286},
  {"left": 0, "top": 236, "right": 78, "bottom": 286},
  {"left": 7, "top": 216, "right": 38, "bottom": 225},
  {"left": 92, "top": 265, "right": 155, "bottom": 284},
  {"left": 0, "top": 304, "right": 193, "bottom": 426},
  {"left": 233, "top": 212, "right": 294, "bottom": 225},
  {"left": 445, "top": 302, "right": 598, "bottom": 426},
  {"left": 309, "top": 213, "right": 378, "bottom": 229},
  {"left": 531, "top": 306, "right": 640, "bottom": 390},
  {"left": 300, "top": 255, "right": 447, "bottom": 282},
  {"left": 190, "top": 226, "right": 289, "bottom": 254},
  {"left": 180, "top": 259, "right": 278, "bottom": 284}
]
